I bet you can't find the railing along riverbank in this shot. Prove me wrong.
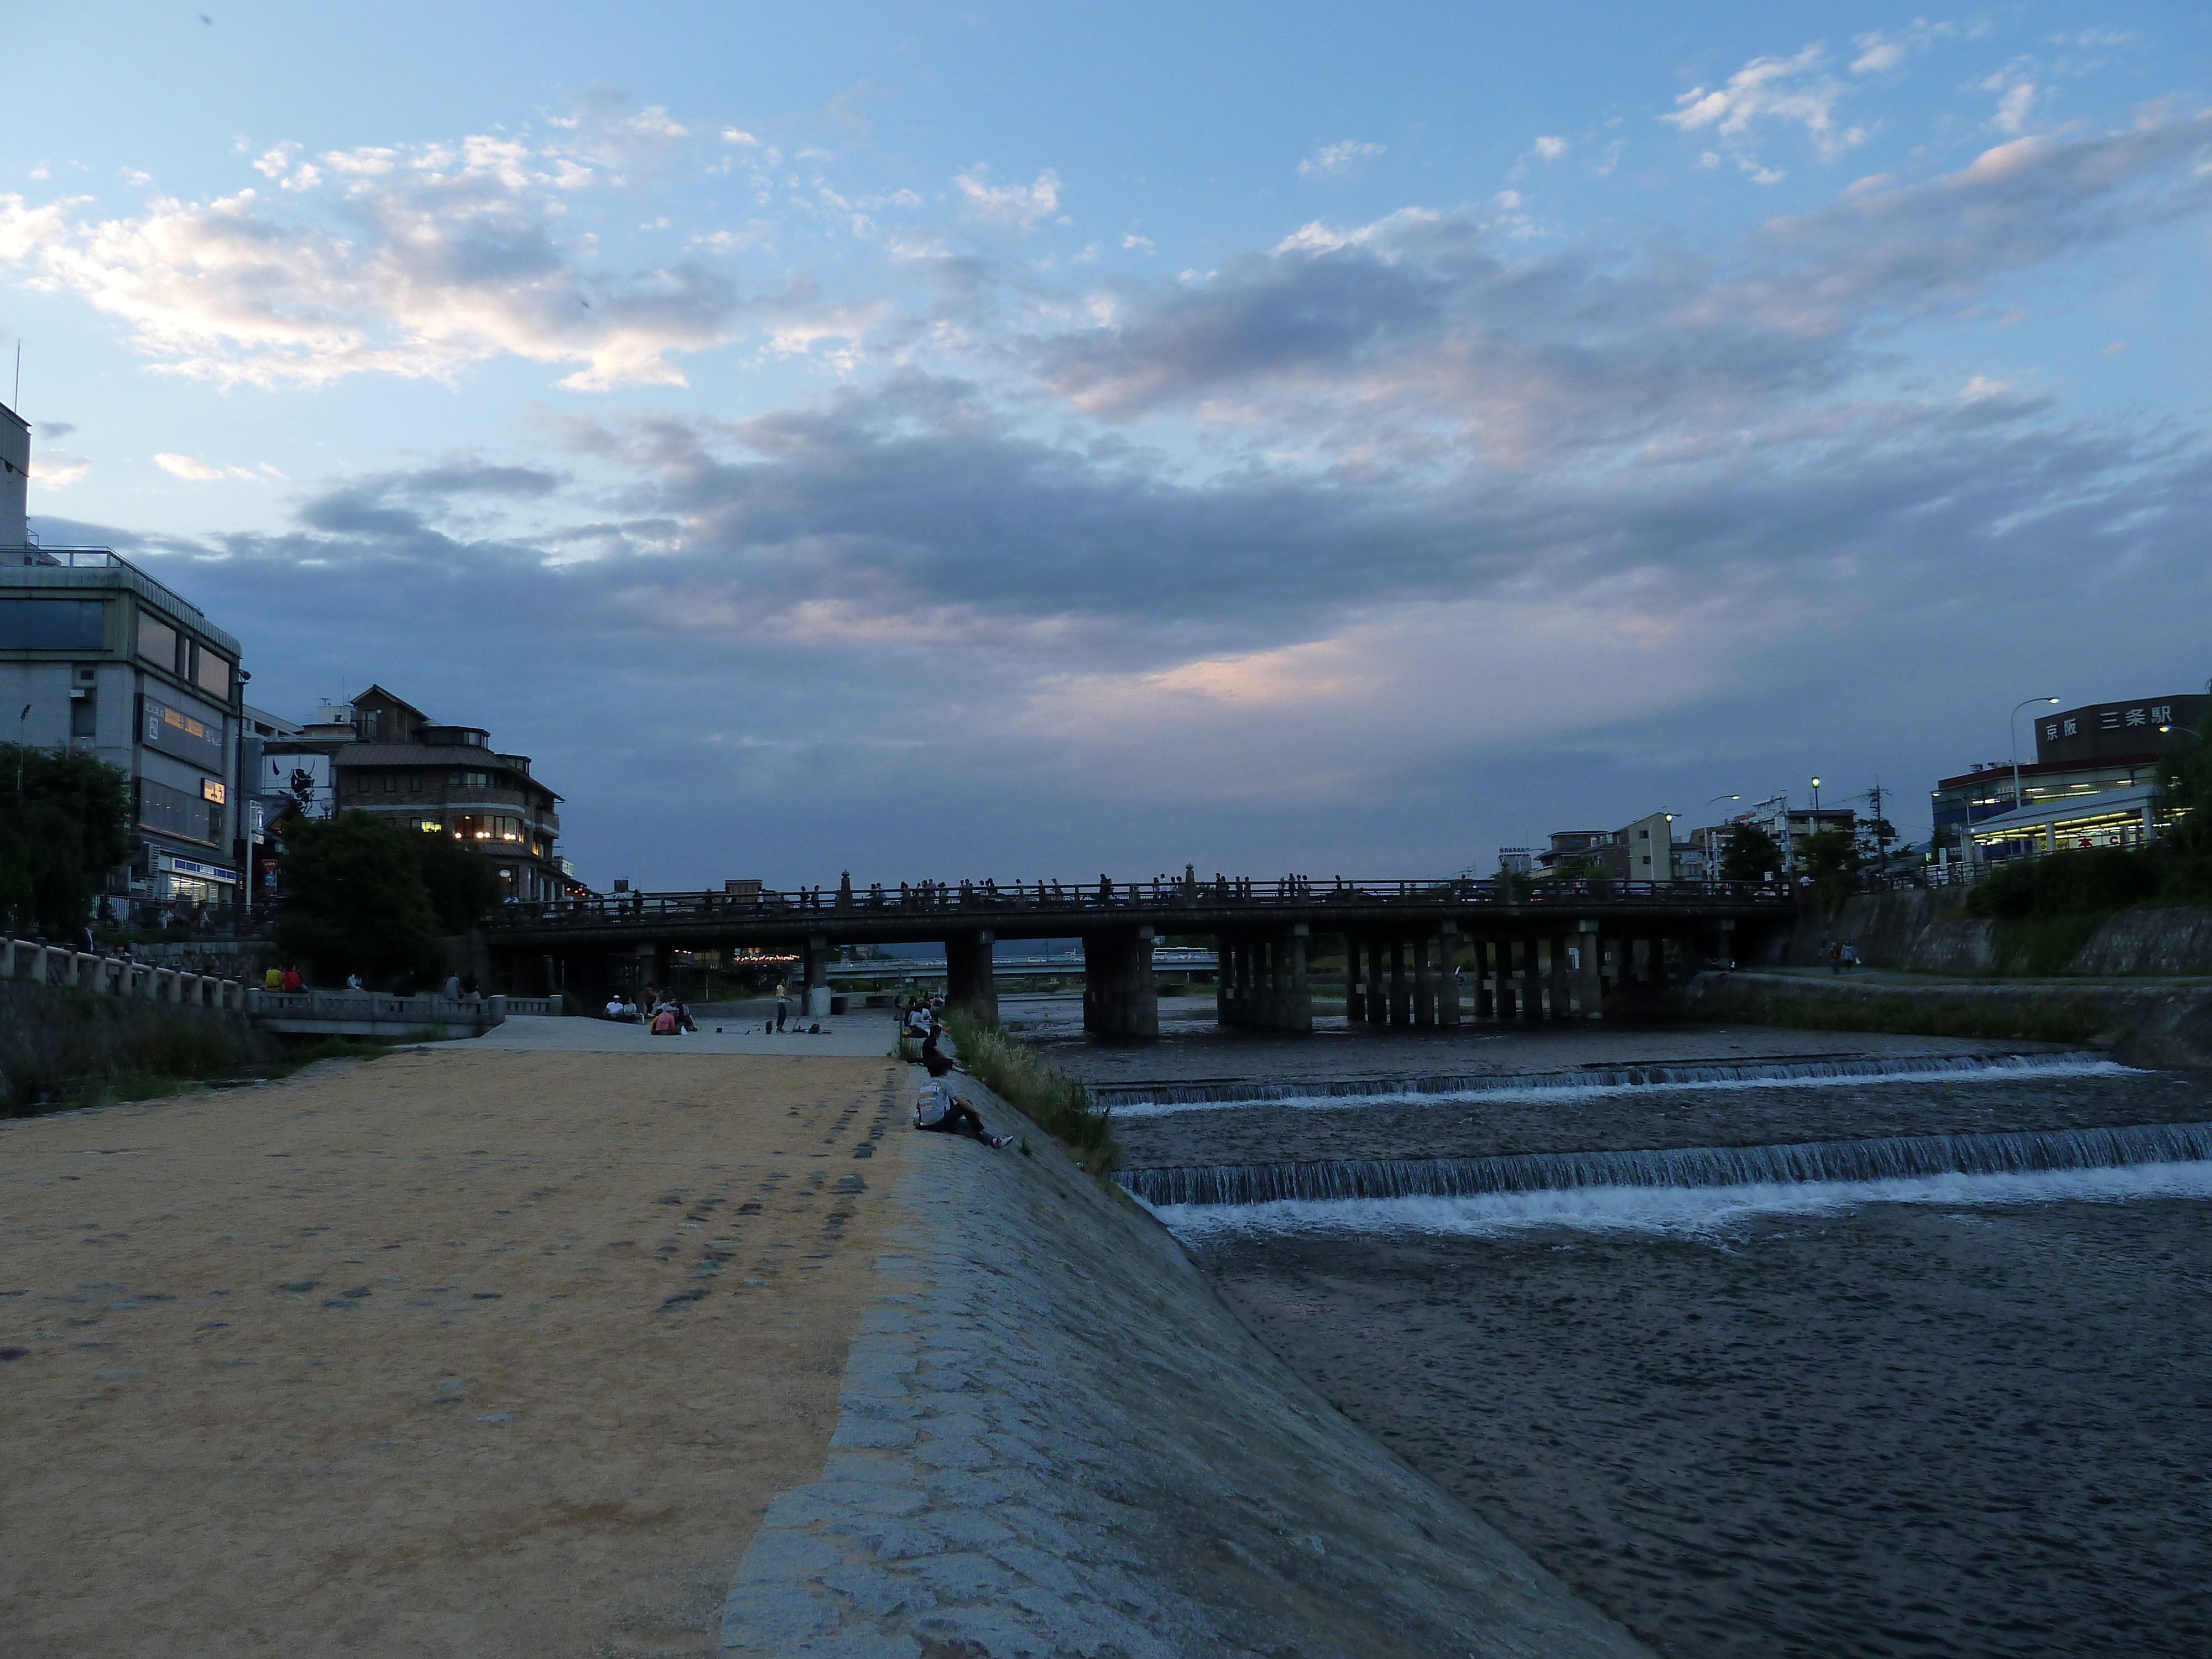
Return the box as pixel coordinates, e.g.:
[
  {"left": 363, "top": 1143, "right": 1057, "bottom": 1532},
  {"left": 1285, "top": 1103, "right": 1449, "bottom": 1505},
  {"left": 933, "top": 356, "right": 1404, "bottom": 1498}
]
[{"left": 3, "top": 938, "right": 248, "bottom": 1010}]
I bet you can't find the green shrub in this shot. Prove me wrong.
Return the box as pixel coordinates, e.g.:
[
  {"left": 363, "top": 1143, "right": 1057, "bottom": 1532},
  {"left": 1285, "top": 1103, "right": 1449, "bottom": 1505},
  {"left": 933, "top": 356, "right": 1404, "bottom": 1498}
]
[
  {"left": 941, "top": 1009, "right": 1118, "bottom": 1173},
  {"left": 1967, "top": 848, "right": 2162, "bottom": 920}
]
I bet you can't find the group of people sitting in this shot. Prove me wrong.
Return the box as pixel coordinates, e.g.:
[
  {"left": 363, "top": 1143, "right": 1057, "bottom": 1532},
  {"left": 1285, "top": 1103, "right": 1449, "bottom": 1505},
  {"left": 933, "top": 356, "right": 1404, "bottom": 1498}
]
[
  {"left": 904, "top": 997, "right": 1013, "bottom": 1147},
  {"left": 604, "top": 984, "right": 698, "bottom": 1035}
]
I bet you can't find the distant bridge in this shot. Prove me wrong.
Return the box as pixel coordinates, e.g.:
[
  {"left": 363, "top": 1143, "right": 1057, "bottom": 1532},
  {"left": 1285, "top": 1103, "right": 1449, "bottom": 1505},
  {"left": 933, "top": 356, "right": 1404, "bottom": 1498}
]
[{"left": 483, "top": 875, "right": 1792, "bottom": 1040}]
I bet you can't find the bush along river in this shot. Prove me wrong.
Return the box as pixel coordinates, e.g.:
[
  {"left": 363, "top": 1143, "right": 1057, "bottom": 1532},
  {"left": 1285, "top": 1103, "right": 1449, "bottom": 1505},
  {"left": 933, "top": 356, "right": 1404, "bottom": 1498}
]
[{"left": 1110, "top": 1050, "right": 2212, "bottom": 1659}]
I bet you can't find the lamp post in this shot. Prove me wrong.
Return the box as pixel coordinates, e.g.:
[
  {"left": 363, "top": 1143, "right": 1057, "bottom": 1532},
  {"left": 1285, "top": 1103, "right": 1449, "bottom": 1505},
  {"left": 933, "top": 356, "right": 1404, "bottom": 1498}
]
[
  {"left": 1810, "top": 775, "right": 1822, "bottom": 815},
  {"left": 2010, "top": 697, "right": 2060, "bottom": 810},
  {"left": 14, "top": 703, "right": 28, "bottom": 799}
]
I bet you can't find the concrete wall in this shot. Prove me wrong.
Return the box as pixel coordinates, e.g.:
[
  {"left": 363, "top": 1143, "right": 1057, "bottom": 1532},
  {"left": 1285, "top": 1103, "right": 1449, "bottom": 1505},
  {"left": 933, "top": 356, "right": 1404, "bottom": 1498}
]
[
  {"left": 1688, "top": 969, "right": 2212, "bottom": 1069},
  {"left": 1764, "top": 891, "right": 2212, "bottom": 978}
]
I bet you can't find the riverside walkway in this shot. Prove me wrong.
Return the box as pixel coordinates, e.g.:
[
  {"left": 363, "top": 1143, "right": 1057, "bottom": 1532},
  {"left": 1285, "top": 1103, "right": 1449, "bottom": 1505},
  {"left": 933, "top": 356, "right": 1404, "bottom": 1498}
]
[{"left": 486, "top": 874, "right": 1794, "bottom": 1039}]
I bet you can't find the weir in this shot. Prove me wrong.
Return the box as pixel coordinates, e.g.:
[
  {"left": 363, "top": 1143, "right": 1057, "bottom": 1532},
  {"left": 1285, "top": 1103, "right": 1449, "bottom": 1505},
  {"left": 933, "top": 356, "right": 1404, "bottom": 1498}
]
[
  {"left": 1093, "top": 1049, "right": 2120, "bottom": 1112},
  {"left": 1117, "top": 1119, "right": 2212, "bottom": 1207}
]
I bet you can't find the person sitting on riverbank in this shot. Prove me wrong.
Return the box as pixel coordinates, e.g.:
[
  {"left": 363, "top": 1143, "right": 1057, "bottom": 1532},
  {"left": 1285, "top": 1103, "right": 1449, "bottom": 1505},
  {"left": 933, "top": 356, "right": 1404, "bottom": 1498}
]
[
  {"left": 604, "top": 993, "right": 625, "bottom": 1020},
  {"left": 921, "top": 1023, "right": 959, "bottom": 1079},
  {"left": 914, "top": 1079, "right": 1011, "bottom": 1146},
  {"left": 650, "top": 1001, "right": 680, "bottom": 1035}
]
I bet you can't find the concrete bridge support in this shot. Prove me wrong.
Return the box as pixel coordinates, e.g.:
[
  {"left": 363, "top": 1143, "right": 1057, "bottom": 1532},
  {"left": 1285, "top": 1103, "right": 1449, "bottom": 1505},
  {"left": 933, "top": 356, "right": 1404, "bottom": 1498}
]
[
  {"left": 1218, "top": 927, "right": 1312, "bottom": 1032},
  {"left": 945, "top": 931, "right": 998, "bottom": 1022},
  {"left": 803, "top": 935, "right": 834, "bottom": 1018},
  {"left": 1083, "top": 927, "right": 1155, "bottom": 1041},
  {"left": 1436, "top": 926, "right": 1461, "bottom": 1025},
  {"left": 1573, "top": 920, "right": 1605, "bottom": 1018}
]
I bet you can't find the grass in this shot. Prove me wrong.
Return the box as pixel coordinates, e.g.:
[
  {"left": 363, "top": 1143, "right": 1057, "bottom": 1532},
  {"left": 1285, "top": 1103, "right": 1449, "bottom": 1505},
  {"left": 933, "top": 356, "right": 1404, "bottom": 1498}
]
[
  {"left": 941, "top": 1008, "right": 1119, "bottom": 1174},
  {"left": 1702, "top": 988, "right": 2108, "bottom": 1044}
]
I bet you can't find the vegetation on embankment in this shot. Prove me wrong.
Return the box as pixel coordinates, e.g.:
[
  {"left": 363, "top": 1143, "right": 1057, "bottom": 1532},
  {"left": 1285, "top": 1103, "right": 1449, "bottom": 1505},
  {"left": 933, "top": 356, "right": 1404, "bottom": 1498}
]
[
  {"left": 1692, "top": 978, "right": 2109, "bottom": 1044},
  {"left": 942, "top": 1008, "right": 1119, "bottom": 1174},
  {"left": 0, "top": 979, "right": 398, "bottom": 1117}
]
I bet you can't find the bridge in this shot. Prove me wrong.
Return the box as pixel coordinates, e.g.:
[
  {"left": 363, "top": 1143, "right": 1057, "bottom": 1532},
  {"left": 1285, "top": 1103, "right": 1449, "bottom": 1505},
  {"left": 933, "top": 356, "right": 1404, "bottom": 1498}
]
[{"left": 483, "top": 874, "right": 1793, "bottom": 1040}]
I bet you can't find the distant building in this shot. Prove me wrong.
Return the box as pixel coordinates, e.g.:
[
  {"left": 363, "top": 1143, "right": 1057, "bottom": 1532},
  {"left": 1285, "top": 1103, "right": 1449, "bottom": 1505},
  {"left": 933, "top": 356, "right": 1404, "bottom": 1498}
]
[
  {"left": 1, "top": 399, "right": 248, "bottom": 916},
  {"left": 1533, "top": 814, "right": 1709, "bottom": 883},
  {"left": 1495, "top": 847, "right": 1536, "bottom": 875},
  {"left": 265, "top": 686, "right": 567, "bottom": 902},
  {"left": 1933, "top": 693, "right": 2206, "bottom": 862}
]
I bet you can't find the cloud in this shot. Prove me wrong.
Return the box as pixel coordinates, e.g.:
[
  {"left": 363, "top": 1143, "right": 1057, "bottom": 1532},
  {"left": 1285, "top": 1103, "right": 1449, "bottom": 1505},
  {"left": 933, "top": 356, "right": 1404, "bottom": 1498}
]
[
  {"left": 32, "top": 449, "right": 90, "bottom": 488},
  {"left": 1532, "top": 136, "right": 1569, "bottom": 161},
  {"left": 0, "top": 139, "right": 753, "bottom": 390},
  {"left": 154, "top": 451, "right": 260, "bottom": 482},
  {"left": 1981, "top": 60, "right": 2039, "bottom": 134},
  {"left": 951, "top": 166, "right": 1062, "bottom": 228},
  {"left": 1849, "top": 20, "right": 1961, "bottom": 75},
  {"left": 1299, "top": 140, "right": 1386, "bottom": 179},
  {"left": 1663, "top": 43, "right": 1868, "bottom": 165},
  {"left": 39, "top": 420, "right": 76, "bottom": 438}
]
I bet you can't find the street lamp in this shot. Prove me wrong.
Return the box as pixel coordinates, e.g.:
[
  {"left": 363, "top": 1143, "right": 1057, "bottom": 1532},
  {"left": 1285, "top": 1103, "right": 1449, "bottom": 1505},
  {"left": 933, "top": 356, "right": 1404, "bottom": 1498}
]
[
  {"left": 14, "top": 703, "right": 28, "bottom": 799},
  {"left": 1811, "top": 775, "right": 1822, "bottom": 815},
  {"left": 2010, "top": 696, "right": 2061, "bottom": 811}
]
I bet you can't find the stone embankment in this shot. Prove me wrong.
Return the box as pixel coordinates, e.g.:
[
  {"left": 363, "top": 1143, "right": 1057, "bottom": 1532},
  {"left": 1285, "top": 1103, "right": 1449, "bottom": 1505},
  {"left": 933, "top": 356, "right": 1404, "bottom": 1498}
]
[
  {"left": 1688, "top": 970, "right": 2212, "bottom": 1069},
  {"left": 1757, "top": 893, "right": 2212, "bottom": 978},
  {"left": 721, "top": 1078, "right": 1655, "bottom": 1659}
]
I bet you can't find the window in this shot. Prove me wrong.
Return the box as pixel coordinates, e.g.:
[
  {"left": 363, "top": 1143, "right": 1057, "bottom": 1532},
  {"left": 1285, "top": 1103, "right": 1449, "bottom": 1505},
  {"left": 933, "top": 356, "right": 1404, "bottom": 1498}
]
[
  {"left": 382, "top": 774, "right": 396, "bottom": 792},
  {"left": 139, "top": 777, "right": 222, "bottom": 844},
  {"left": 193, "top": 647, "right": 232, "bottom": 701},
  {"left": 0, "top": 598, "right": 106, "bottom": 650},
  {"left": 408, "top": 773, "right": 420, "bottom": 792},
  {"left": 137, "top": 614, "right": 180, "bottom": 674}
]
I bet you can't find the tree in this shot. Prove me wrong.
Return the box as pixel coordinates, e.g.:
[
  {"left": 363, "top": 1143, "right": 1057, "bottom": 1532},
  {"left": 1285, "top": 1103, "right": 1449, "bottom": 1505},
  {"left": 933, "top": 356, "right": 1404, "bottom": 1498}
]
[
  {"left": 1718, "top": 822, "right": 1783, "bottom": 883},
  {"left": 273, "top": 811, "right": 447, "bottom": 988},
  {"left": 1796, "top": 826, "right": 1861, "bottom": 911},
  {"left": 0, "top": 745, "right": 132, "bottom": 936},
  {"left": 413, "top": 830, "right": 502, "bottom": 932}
]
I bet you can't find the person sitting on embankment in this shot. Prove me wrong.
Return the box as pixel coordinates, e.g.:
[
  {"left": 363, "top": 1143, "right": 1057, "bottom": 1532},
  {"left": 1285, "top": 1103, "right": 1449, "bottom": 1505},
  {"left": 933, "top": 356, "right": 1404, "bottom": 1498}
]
[
  {"left": 920, "top": 1024, "right": 958, "bottom": 1080},
  {"left": 914, "top": 1079, "right": 1011, "bottom": 1147}
]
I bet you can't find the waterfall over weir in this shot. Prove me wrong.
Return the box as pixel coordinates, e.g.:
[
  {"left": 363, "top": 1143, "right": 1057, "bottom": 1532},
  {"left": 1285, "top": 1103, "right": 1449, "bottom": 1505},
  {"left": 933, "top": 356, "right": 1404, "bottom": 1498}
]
[
  {"left": 1116, "top": 1120, "right": 2212, "bottom": 1208},
  {"left": 1097, "top": 1051, "right": 2121, "bottom": 1118}
]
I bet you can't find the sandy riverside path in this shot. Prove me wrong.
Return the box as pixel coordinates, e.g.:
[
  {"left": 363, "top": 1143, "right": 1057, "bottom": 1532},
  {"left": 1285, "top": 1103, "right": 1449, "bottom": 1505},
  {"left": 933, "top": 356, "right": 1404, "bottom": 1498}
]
[{"left": 0, "top": 1046, "right": 907, "bottom": 1659}]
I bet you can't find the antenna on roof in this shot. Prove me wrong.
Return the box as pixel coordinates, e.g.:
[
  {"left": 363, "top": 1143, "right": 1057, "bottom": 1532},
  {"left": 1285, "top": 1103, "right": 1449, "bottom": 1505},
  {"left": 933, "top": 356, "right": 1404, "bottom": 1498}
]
[{"left": 11, "top": 342, "right": 18, "bottom": 410}]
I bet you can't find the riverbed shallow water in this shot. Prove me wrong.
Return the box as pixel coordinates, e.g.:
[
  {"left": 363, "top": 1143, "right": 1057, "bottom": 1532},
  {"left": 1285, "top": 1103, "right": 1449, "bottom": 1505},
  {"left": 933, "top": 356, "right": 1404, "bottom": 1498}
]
[{"left": 1107, "top": 1027, "right": 2212, "bottom": 1659}]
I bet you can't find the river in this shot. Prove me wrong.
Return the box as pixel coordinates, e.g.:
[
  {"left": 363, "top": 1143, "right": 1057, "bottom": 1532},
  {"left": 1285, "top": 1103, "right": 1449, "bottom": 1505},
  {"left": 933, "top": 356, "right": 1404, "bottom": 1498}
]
[{"left": 1085, "top": 1031, "right": 2212, "bottom": 1659}]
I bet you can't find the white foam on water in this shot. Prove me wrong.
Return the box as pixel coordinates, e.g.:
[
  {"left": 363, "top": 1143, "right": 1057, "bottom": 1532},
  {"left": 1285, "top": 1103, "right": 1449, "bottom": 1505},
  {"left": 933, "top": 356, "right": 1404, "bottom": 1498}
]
[
  {"left": 1108, "top": 1057, "right": 2131, "bottom": 1119},
  {"left": 1151, "top": 1159, "right": 2212, "bottom": 1243}
]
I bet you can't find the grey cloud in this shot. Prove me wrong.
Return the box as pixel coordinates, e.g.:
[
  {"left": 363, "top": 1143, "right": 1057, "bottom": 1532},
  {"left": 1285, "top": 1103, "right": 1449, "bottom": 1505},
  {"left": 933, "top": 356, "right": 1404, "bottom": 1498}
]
[
  {"left": 1033, "top": 116, "right": 2212, "bottom": 466},
  {"left": 39, "top": 420, "right": 76, "bottom": 437}
]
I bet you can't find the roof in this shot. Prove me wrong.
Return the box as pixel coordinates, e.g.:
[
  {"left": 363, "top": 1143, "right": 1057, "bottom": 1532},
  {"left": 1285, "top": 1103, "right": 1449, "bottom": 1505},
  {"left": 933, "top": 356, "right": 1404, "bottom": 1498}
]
[
  {"left": 1966, "top": 782, "right": 2161, "bottom": 838},
  {"left": 1936, "top": 753, "right": 2160, "bottom": 791}
]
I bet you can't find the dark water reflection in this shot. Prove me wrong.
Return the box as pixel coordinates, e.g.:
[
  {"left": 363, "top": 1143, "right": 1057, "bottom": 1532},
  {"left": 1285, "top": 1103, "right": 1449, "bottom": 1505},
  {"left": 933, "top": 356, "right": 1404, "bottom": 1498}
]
[{"left": 1191, "top": 1158, "right": 2212, "bottom": 1656}]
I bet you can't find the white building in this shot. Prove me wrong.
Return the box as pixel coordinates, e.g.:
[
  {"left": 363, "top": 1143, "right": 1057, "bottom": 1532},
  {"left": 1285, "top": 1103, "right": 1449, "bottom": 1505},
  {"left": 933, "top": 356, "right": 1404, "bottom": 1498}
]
[{"left": 1, "top": 398, "right": 248, "bottom": 915}]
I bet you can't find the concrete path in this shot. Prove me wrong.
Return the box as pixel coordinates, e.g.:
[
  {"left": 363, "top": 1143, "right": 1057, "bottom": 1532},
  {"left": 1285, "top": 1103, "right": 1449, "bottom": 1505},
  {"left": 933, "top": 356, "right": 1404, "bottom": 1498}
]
[
  {"left": 720, "top": 1076, "right": 1655, "bottom": 1658},
  {"left": 470, "top": 1011, "right": 901, "bottom": 1059}
]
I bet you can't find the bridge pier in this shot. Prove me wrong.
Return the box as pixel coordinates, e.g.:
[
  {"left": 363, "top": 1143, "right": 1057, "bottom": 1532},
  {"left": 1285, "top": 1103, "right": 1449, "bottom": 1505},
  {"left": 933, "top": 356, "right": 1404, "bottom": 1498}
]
[
  {"left": 945, "top": 931, "right": 998, "bottom": 1022},
  {"left": 1082, "top": 927, "right": 1155, "bottom": 1041},
  {"left": 802, "top": 936, "right": 833, "bottom": 1017},
  {"left": 1436, "top": 926, "right": 1460, "bottom": 1025},
  {"left": 1573, "top": 920, "right": 1605, "bottom": 1018}
]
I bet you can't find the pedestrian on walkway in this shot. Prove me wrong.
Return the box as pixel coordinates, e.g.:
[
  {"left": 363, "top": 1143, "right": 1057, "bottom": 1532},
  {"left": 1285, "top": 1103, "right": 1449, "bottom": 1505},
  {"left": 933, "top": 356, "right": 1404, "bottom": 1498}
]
[{"left": 774, "top": 980, "right": 790, "bottom": 1032}]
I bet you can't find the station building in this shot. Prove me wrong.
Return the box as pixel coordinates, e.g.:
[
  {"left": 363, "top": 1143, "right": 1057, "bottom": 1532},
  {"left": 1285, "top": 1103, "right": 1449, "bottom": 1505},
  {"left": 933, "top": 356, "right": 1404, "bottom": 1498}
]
[{"left": 1932, "top": 693, "right": 2207, "bottom": 863}]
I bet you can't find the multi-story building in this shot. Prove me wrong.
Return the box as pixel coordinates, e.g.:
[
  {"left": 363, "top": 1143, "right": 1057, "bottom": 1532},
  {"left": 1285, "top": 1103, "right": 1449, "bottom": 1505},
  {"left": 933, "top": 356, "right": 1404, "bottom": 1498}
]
[
  {"left": 1932, "top": 693, "right": 2206, "bottom": 862},
  {"left": 267, "top": 686, "right": 567, "bottom": 903},
  {"left": 1, "top": 398, "right": 248, "bottom": 917}
]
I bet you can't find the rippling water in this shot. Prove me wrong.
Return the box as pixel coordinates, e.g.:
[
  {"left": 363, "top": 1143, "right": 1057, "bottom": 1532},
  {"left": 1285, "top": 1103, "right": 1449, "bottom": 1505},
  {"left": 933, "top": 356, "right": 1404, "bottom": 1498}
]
[{"left": 1143, "top": 1061, "right": 2212, "bottom": 1659}]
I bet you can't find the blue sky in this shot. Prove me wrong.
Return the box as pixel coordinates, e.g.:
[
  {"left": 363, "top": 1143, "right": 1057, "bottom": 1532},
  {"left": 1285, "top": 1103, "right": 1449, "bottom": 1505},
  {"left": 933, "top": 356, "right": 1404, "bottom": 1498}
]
[{"left": 4, "top": 2, "right": 2209, "bottom": 887}]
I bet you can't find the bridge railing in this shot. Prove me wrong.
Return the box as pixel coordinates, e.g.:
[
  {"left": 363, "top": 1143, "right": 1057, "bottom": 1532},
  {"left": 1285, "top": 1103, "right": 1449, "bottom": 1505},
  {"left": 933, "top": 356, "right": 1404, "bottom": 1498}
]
[{"left": 487, "top": 875, "right": 1793, "bottom": 931}]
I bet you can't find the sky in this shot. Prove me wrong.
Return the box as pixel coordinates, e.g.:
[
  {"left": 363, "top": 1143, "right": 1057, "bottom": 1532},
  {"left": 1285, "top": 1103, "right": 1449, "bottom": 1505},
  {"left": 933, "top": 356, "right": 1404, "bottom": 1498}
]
[{"left": 3, "top": 1, "right": 2209, "bottom": 890}]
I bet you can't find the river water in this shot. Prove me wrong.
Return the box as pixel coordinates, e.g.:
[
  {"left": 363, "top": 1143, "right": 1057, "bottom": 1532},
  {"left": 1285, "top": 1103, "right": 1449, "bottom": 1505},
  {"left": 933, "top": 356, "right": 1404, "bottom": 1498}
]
[{"left": 1113, "top": 1053, "right": 2212, "bottom": 1659}]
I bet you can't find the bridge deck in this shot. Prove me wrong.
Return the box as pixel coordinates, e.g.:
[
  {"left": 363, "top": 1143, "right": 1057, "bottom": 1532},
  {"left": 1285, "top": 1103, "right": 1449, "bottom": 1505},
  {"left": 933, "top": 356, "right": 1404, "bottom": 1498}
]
[{"left": 485, "top": 877, "right": 1790, "bottom": 950}]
